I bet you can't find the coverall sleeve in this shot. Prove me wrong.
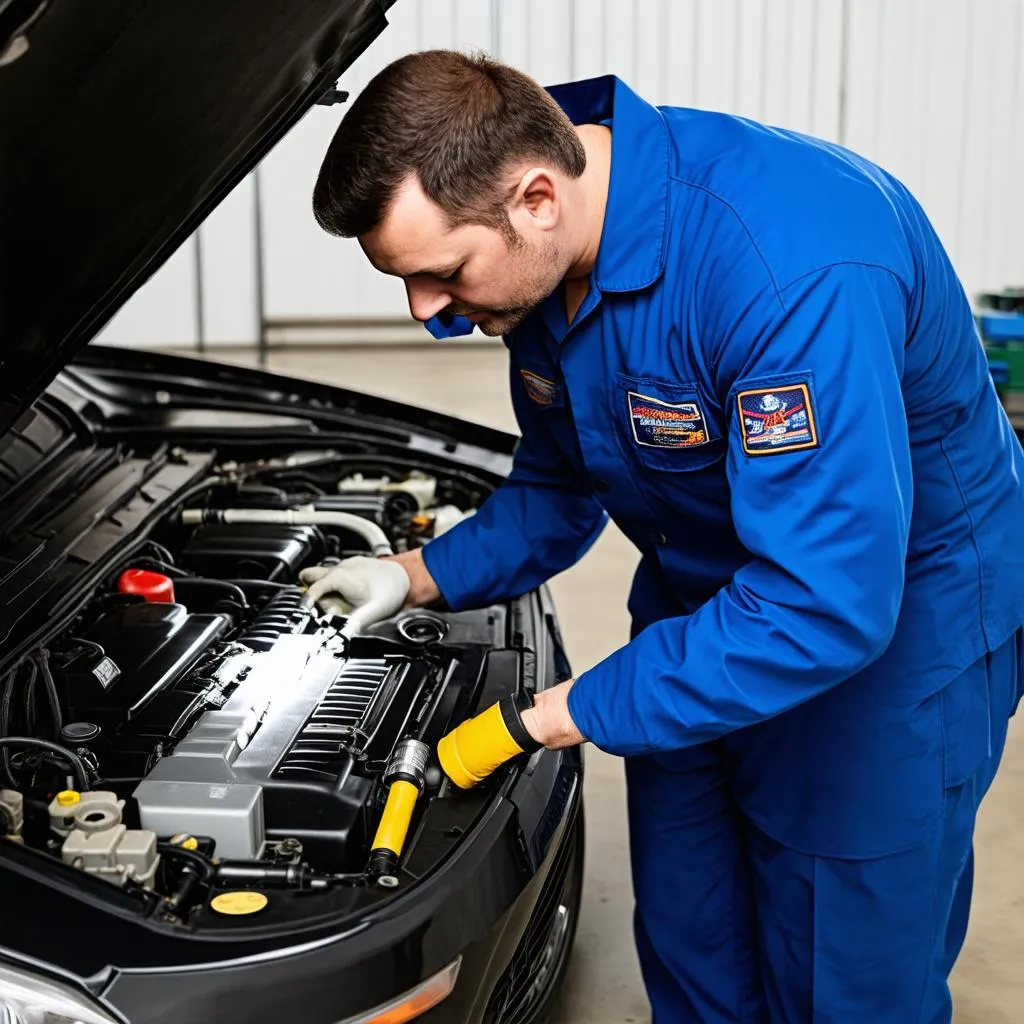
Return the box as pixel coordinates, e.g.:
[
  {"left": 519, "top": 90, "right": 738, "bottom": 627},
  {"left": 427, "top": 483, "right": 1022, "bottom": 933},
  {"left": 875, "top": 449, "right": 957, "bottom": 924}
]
[
  {"left": 421, "top": 350, "right": 606, "bottom": 611},
  {"left": 566, "top": 262, "right": 913, "bottom": 756}
]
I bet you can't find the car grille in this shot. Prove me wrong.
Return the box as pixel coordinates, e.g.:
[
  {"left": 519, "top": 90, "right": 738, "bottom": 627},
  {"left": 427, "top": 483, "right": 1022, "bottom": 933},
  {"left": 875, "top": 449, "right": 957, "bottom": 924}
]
[{"left": 486, "top": 809, "right": 580, "bottom": 1024}]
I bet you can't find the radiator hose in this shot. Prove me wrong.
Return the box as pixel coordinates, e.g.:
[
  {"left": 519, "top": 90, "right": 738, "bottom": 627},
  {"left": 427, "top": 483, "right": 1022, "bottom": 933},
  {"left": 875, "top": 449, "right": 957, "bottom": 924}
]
[
  {"left": 181, "top": 507, "right": 393, "bottom": 557},
  {"left": 368, "top": 738, "right": 430, "bottom": 878}
]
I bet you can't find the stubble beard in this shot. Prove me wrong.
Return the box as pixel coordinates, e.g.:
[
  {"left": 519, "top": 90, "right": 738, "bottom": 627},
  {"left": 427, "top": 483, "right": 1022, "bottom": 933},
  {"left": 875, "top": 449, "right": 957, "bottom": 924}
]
[{"left": 461, "top": 234, "right": 567, "bottom": 337}]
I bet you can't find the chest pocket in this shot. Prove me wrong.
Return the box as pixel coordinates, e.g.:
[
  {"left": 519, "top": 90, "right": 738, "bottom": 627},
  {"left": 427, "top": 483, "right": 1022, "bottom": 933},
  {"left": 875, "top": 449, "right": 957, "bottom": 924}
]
[
  {"left": 514, "top": 361, "right": 588, "bottom": 473},
  {"left": 518, "top": 367, "right": 566, "bottom": 410},
  {"left": 616, "top": 372, "right": 725, "bottom": 472}
]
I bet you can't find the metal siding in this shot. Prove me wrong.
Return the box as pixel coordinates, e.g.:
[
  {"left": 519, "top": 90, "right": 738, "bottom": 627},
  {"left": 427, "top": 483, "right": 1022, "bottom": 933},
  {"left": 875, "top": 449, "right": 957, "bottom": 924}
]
[
  {"left": 570, "top": 0, "right": 603, "bottom": 84},
  {"left": 811, "top": 0, "right": 844, "bottom": 141},
  {"left": 260, "top": 0, "right": 425, "bottom": 324},
  {"left": 603, "top": 0, "right": 638, "bottom": 90},
  {"left": 96, "top": 241, "right": 199, "bottom": 348},
  {"left": 527, "top": 0, "right": 573, "bottom": 86},
  {"left": 95, "top": 0, "right": 1024, "bottom": 345},
  {"left": 912, "top": 0, "right": 970, "bottom": 261},
  {"left": 787, "top": 0, "right": 817, "bottom": 133},
  {"left": 195, "top": 178, "right": 260, "bottom": 346},
  {"left": 665, "top": 0, "right": 700, "bottom": 106},
  {"left": 840, "top": 0, "right": 884, "bottom": 160},
  {"left": 631, "top": 0, "right": 669, "bottom": 105},
  {"left": 734, "top": 0, "right": 767, "bottom": 121},
  {"left": 696, "top": 0, "right": 739, "bottom": 115},
  {"left": 1011, "top": 5, "right": 1024, "bottom": 295}
]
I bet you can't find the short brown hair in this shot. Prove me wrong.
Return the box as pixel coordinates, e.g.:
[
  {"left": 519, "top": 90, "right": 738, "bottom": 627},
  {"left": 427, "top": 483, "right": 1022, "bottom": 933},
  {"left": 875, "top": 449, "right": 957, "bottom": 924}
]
[{"left": 312, "top": 50, "right": 586, "bottom": 239}]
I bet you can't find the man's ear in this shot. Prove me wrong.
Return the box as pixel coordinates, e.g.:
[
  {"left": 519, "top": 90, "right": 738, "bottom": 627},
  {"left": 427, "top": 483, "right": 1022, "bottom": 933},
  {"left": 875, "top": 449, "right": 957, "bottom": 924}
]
[{"left": 512, "top": 168, "right": 559, "bottom": 230}]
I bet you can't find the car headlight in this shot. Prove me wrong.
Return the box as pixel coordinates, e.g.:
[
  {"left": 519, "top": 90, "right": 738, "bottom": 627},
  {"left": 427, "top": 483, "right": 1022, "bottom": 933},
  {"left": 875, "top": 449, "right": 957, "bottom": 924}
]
[
  {"left": 0, "top": 960, "right": 122, "bottom": 1024},
  {"left": 338, "top": 958, "right": 461, "bottom": 1024}
]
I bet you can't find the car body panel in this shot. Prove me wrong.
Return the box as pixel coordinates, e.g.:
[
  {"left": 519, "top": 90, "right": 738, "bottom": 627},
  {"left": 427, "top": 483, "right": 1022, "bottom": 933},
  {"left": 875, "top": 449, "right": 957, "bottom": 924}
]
[
  {"left": 0, "top": 351, "right": 584, "bottom": 1024},
  {"left": 0, "top": 3, "right": 587, "bottom": 1017}
]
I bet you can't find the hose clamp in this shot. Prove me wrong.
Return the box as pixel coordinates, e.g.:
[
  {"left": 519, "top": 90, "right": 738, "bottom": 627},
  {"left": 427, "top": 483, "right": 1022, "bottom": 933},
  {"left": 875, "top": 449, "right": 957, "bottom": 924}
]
[{"left": 384, "top": 738, "right": 429, "bottom": 788}]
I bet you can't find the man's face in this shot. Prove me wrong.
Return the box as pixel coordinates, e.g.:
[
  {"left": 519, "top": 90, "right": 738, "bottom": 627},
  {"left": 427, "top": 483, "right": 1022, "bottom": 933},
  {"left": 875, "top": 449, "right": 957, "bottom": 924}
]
[{"left": 361, "top": 175, "right": 567, "bottom": 337}]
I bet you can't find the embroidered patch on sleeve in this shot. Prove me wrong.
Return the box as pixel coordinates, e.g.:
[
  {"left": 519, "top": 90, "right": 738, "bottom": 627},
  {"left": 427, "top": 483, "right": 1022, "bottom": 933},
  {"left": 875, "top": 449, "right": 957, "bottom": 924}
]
[
  {"left": 627, "top": 391, "right": 710, "bottom": 448},
  {"left": 520, "top": 369, "right": 560, "bottom": 407},
  {"left": 737, "top": 381, "right": 819, "bottom": 456}
]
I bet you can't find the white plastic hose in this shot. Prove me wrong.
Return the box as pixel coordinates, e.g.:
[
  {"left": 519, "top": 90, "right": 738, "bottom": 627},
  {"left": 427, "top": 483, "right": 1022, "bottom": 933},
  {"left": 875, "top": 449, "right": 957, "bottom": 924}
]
[{"left": 181, "top": 507, "right": 393, "bottom": 557}]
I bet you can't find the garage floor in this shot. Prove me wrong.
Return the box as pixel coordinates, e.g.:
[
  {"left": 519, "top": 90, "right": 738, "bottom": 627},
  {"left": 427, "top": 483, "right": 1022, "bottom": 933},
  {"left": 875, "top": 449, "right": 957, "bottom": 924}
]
[{"left": 196, "top": 343, "right": 1023, "bottom": 1023}]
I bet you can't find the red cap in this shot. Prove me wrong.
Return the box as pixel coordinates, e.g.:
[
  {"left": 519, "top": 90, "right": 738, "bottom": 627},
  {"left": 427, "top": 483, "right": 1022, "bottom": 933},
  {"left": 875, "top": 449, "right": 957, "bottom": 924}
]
[{"left": 118, "top": 569, "right": 175, "bottom": 603}]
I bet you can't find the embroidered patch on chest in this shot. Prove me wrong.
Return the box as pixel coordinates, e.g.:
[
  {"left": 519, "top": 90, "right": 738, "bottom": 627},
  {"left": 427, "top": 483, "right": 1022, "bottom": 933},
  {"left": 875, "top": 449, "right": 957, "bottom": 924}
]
[
  {"left": 737, "top": 381, "right": 819, "bottom": 455},
  {"left": 627, "top": 391, "right": 710, "bottom": 448},
  {"left": 520, "top": 369, "right": 560, "bottom": 407}
]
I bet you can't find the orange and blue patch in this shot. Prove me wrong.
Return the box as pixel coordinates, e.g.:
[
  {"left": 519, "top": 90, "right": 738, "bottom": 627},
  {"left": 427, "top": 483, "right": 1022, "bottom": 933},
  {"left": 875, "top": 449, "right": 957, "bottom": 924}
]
[
  {"left": 737, "top": 381, "right": 819, "bottom": 456},
  {"left": 627, "top": 391, "right": 710, "bottom": 448},
  {"left": 520, "top": 369, "right": 561, "bottom": 407}
]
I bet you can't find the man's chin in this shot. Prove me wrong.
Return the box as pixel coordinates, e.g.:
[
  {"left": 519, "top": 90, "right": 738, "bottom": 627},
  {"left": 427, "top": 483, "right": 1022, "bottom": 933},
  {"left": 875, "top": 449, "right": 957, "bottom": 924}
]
[
  {"left": 475, "top": 319, "right": 505, "bottom": 337},
  {"left": 473, "top": 309, "right": 530, "bottom": 337}
]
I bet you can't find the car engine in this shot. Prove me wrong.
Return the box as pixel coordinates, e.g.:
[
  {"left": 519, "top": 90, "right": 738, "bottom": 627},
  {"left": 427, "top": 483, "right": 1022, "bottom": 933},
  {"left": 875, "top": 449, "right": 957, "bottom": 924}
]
[{"left": 0, "top": 449, "right": 539, "bottom": 921}]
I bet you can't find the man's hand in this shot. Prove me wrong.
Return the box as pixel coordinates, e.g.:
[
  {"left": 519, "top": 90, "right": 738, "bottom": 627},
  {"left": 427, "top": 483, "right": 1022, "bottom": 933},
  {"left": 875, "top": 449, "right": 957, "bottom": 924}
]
[
  {"left": 299, "top": 556, "right": 410, "bottom": 630},
  {"left": 299, "top": 546, "right": 443, "bottom": 623},
  {"left": 519, "top": 680, "right": 586, "bottom": 750}
]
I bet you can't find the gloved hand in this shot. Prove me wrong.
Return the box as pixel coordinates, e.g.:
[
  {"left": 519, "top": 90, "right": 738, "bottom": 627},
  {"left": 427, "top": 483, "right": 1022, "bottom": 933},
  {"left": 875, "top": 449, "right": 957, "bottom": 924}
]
[
  {"left": 299, "top": 556, "right": 410, "bottom": 632},
  {"left": 437, "top": 692, "right": 543, "bottom": 789}
]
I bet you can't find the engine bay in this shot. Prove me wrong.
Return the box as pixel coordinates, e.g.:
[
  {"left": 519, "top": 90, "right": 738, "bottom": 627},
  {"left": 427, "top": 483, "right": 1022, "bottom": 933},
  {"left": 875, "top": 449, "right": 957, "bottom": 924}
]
[{"left": 0, "top": 444, "right": 543, "bottom": 927}]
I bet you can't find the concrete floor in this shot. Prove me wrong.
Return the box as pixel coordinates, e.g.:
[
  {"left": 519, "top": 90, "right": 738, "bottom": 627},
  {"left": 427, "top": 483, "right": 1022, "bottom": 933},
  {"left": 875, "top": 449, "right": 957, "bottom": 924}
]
[{"left": 198, "top": 344, "right": 1023, "bottom": 1022}]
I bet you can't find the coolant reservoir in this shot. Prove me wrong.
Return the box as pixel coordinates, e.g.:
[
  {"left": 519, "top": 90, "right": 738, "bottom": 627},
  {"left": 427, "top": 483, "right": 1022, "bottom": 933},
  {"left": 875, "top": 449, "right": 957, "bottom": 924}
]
[
  {"left": 48, "top": 790, "right": 160, "bottom": 888},
  {"left": 118, "top": 568, "right": 175, "bottom": 603}
]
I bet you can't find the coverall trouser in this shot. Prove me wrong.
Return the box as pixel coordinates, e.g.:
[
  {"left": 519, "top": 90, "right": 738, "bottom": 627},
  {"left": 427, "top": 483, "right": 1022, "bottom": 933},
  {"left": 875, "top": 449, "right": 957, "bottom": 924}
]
[{"left": 625, "top": 630, "right": 1023, "bottom": 1023}]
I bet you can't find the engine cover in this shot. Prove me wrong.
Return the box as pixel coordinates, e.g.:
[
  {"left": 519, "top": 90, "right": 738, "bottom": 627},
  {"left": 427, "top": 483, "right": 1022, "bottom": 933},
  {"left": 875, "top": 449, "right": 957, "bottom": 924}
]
[
  {"left": 133, "top": 631, "right": 442, "bottom": 864},
  {"left": 67, "top": 602, "right": 231, "bottom": 731}
]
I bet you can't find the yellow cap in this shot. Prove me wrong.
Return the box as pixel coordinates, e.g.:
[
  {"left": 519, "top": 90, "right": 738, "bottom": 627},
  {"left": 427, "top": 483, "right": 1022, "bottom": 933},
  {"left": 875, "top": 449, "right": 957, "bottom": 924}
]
[
  {"left": 437, "top": 702, "right": 523, "bottom": 790},
  {"left": 56, "top": 790, "right": 80, "bottom": 807},
  {"left": 210, "top": 891, "right": 269, "bottom": 916},
  {"left": 179, "top": 836, "right": 199, "bottom": 851}
]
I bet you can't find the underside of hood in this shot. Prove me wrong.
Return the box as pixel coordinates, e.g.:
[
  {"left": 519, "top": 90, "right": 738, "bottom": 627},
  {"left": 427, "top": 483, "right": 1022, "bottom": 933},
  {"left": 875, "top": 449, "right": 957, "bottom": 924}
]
[{"left": 0, "top": 0, "right": 392, "bottom": 438}]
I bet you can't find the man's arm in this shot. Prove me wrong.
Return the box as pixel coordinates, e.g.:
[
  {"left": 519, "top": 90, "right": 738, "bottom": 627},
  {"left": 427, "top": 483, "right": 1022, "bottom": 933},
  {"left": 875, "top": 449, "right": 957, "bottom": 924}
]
[
  {"left": 559, "top": 262, "right": 913, "bottom": 755},
  {"left": 416, "top": 349, "right": 607, "bottom": 611}
]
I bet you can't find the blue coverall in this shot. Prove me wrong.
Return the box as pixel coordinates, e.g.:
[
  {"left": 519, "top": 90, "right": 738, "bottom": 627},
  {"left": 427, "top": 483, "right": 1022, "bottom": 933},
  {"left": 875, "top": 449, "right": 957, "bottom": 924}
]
[{"left": 423, "top": 75, "right": 1024, "bottom": 1022}]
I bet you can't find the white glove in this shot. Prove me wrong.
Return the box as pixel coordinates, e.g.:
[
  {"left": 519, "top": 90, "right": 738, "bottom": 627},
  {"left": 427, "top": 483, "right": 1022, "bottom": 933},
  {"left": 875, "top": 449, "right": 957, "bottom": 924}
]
[{"left": 299, "top": 557, "right": 410, "bottom": 632}]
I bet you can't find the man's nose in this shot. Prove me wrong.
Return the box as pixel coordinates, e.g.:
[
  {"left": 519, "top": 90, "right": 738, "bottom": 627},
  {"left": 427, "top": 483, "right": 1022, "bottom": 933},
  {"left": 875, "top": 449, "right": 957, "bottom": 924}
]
[{"left": 406, "top": 281, "right": 451, "bottom": 323}]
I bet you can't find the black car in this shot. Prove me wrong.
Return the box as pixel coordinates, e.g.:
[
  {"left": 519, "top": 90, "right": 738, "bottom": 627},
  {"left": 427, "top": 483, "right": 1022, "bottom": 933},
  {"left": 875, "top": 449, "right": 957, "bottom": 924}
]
[{"left": 0, "top": 3, "right": 584, "bottom": 1023}]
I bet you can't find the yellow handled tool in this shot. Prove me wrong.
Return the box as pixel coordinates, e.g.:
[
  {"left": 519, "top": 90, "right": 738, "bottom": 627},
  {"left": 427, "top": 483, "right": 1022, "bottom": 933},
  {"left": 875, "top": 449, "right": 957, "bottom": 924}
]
[
  {"left": 369, "top": 738, "right": 429, "bottom": 878},
  {"left": 437, "top": 692, "right": 542, "bottom": 790}
]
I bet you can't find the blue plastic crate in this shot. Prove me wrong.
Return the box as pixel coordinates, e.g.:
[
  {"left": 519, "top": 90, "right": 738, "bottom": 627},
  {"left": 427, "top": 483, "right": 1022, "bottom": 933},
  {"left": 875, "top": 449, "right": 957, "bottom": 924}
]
[{"left": 980, "top": 313, "right": 1024, "bottom": 344}]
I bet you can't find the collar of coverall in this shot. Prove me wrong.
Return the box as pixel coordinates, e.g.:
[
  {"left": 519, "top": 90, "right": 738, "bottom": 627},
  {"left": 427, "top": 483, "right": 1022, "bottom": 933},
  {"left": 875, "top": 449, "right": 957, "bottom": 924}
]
[
  {"left": 545, "top": 74, "right": 671, "bottom": 294},
  {"left": 424, "top": 75, "right": 671, "bottom": 340}
]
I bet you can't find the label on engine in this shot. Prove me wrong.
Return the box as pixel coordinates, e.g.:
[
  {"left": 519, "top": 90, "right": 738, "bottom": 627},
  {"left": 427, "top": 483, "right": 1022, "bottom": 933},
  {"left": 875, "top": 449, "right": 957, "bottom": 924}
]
[{"left": 92, "top": 657, "right": 120, "bottom": 690}]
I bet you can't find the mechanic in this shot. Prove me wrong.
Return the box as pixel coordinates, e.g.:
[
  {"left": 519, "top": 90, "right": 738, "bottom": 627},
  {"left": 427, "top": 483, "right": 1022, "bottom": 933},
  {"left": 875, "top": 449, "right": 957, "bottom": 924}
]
[{"left": 308, "top": 50, "right": 1024, "bottom": 1022}]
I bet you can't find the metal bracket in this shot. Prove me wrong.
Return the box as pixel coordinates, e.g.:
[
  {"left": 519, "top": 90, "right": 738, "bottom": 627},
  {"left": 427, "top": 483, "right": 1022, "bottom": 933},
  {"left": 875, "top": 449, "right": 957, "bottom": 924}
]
[{"left": 316, "top": 87, "right": 350, "bottom": 107}]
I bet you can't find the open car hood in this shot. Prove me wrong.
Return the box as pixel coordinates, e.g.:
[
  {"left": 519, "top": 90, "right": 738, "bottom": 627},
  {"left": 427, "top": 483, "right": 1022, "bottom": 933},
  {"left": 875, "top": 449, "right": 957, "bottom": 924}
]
[{"left": 0, "top": 0, "right": 392, "bottom": 438}]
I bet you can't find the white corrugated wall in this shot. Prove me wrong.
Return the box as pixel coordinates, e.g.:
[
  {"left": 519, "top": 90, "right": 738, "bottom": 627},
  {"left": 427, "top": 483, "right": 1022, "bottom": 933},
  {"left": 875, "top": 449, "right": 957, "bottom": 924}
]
[{"left": 98, "top": 0, "right": 1024, "bottom": 348}]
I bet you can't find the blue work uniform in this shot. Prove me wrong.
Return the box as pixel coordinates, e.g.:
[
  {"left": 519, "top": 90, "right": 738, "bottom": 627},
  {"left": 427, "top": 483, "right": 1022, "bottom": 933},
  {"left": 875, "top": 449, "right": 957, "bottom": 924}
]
[{"left": 422, "top": 76, "right": 1024, "bottom": 1022}]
